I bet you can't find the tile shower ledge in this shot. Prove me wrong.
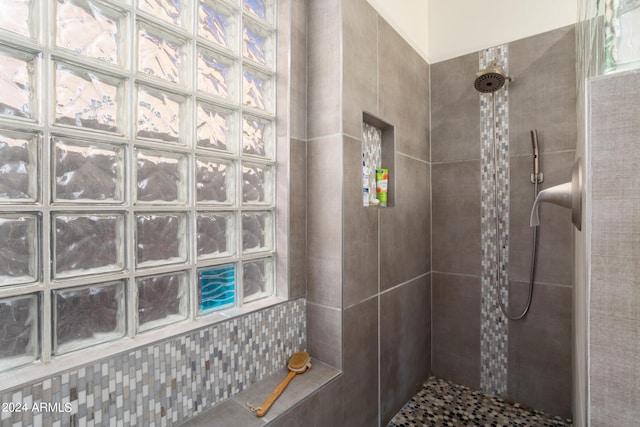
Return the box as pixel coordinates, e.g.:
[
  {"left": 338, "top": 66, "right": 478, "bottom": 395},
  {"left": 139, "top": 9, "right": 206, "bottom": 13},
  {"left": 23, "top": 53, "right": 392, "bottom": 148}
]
[{"left": 178, "top": 359, "right": 341, "bottom": 426}]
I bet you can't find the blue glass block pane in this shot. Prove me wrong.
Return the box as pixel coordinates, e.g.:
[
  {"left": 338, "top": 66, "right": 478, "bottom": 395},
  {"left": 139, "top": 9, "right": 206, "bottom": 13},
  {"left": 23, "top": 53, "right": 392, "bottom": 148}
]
[
  {"left": 243, "top": 0, "right": 266, "bottom": 20},
  {"left": 199, "top": 264, "right": 235, "bottom": 312}
]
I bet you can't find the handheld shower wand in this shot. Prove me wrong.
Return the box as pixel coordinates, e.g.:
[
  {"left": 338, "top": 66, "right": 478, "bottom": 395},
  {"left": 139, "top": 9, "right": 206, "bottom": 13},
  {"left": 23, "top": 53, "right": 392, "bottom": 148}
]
[{"left": 530, "top": 130, "right": 543, "bottom": 184}]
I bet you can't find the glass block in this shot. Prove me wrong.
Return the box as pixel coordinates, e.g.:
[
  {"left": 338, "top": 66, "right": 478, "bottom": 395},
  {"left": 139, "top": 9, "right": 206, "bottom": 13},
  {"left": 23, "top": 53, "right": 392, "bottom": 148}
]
[
  {"left": 242, "top": 0, "right": 273, "bottom": 23},
  {"left": 242, "top": 114, "right": 272, "bottom": 159},
  {"left": 53, "top": 137, "right": 124, "bottom": 203},
  {"left": 53, "top": 281, "right": 125, "bottom": 354},
  {"left": 242, "top": 21, "right": 273, "bottom": 67},
  {"left": 135, "top": 149, "right": 187, "bottom": 204},
  {"left": 137, "top": 23, "right": 185, "bottom": 85},
  {"left": 196, "top": 102, "right": 237, "bottom": 152},
  {"left": 137, "top": 271, "right": 188, "bottom": 332},
  {"left": 139, "top": 0, "right": 185, "bottom": 27},
  {"left": 196, "top": 157, "right": 234, "bottom": 204},
  {"left": 242, "top": 162, "right": 271, "bottom": 204},
  {"left": 135, "top": 213, "right": 187, "bottom": 267},
  {"left": 197, "top": 48, "right": 237, "bottom": 100},
  {"left": 241, "top": 211, "right": 272, "bottom": 253},
  {"left": 53, "top": 213, "right": 124, "bottom": 278},
  {"left": 0, "top": 294, "right": 38, "bottom": 371},
  {"left": 0, "top": 130, "right": 38, "bottom": 203},
  {"left": 55, "top": 63, "right": 123, "bottom": 133},
  {"left": 196, "top": 212, "right": 234, "bottom": 259},
  {"left": 198, "top": 0, "right": 238, "bottom": 50},
  {"left": 0, "top": 48, "right": 37, "bottom": 120},
  {"left": 136, "top": 86, "right": 184, "bottom": 143},
  {"left": 0, "top": 0, "right": 34, "bottom": 38},
  {"left": 55, "top": 0, "right": 124, "bottom": 65},
  {"left": 242, "top": 67, "right": 273, "bottom": 113},
  {"left": 242, "top": 257, "right": 272, "bottom": 303},
  {"left": 198, "top": 264, "right": 235, "bottom": 313},
  {"left": 0, "top": 214, "right": 38, "bottom": 286}
]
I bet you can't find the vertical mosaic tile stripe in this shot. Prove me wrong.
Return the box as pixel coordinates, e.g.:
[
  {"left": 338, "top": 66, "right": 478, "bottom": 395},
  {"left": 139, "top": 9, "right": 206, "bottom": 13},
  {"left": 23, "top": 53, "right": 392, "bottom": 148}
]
[
  {"left": 0, "top": 299, "right": 305, "bottom": 427},
  {"left": 479, "top": 45, "right": 509, "bottom": 397}
]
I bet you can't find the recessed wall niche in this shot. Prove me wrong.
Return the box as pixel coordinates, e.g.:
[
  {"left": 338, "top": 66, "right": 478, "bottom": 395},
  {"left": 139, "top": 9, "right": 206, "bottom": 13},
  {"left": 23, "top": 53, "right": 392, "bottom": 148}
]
[{"left": 362, "top": 112, "right": 395, "bottom": 207}]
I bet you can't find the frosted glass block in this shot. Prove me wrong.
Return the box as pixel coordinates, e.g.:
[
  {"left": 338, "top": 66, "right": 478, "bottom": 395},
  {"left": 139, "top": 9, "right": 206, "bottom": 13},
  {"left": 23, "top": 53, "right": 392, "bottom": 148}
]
[
  {"left": 242, "top": 0, "right": 273, "bottom": 23},
  {"left": 137, "top": 271, "right": 188, "bottom": 332},
  {"left": 197, "top": 48, "right": 237, "bottom": 100},
  {"left": 242, "top": 21, "right": 273, "bottom": 67},
  {"left": 135, "top": 149, "right": 187, "bottom": 204},
  {"left": 198, "top": 0, "right": 237, "bottom": 50},
  {"left": 196, "top": 102, "right": 237, "bottom": 152},
  {"left": 242, "top": 211, "right": 272, "bottom": 253},
  {"left": 0, "top": 214, "right": 38, "bottom": 286},
  {"left": 53, "top": 137, "right": 124, "bottom": 203},
  {"left": 242, "top": 163, "right": 271, "bottom": 204},
  {"left": 137, "top": 23, "right": 185, "bottom": 85},
  {"left": 55, "top": 63, "right": 122, "bottom": 133},
  {"left": 0, "top": 48, "right": 37, "bottom": 120},
  {"left": 242, "top": 115, "right": 272, "bottom": 158},
  {"left": 55, "top": 0, "right": 124, "bottom": 65},
  {"left": 196, "top": 212, "right": 235, "bottom": 259},
  {"left": 53, "top": 281, "right": 125, "bottom": 354},
  {"left": 0, "top": 130, "right": 38, "bottom": 203},
  {"left": 196, "top": 157, "right": 234, "bottom": 204},
  {"left": 0, "top": 0, "right": 33, "bottom": 38},
  {"left": 139, "top": 0, "right": 185, "bottom": 27},
  {"left": 0, "top": 294, "right": 38, "bottom": 371},
  {"left": 198, "top": 264, "right": 234, "bottom": 313},
  {"left": 135, "top": 213, "right": 187, "bottom": 267},
  {"left": 137, "top": 86, "right": 184, "bottom": 143},
  {"left": 242, "top": 257, "right": 272, "bottom": 303},
  {"left": 242, "top": 67, "right": 273, "bottom": 113},
  {"left": 53, "top": 213, "right": 125, "bottom": 278}
]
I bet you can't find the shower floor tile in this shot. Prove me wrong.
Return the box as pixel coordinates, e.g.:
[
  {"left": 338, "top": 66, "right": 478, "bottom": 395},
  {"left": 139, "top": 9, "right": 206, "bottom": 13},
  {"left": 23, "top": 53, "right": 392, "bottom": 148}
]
[{"left": 388, "top": 377, "right": 572, "bottom": 427}]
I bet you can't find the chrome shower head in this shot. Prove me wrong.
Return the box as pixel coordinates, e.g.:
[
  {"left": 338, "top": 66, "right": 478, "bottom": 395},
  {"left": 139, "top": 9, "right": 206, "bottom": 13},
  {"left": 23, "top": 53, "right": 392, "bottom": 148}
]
[{"left": 474, "top": 62, "right": 511, "bottom": 93}]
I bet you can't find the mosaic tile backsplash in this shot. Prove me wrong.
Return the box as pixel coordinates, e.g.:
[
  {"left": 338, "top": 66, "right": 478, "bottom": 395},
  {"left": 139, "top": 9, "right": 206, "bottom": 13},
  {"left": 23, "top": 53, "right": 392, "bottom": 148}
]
[
  {"left": 479, "top": 45, "right": 510, "bottom": 397},
  {"left": 0, "top": 298, "right": 305, "bottom": 426}
]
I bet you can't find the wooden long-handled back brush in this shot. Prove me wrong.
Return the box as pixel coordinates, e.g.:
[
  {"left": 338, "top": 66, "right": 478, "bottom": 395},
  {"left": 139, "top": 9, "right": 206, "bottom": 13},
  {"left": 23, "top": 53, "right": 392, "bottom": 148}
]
[{"left": 247, "top": 351, "right": 312, "bottom": 417}]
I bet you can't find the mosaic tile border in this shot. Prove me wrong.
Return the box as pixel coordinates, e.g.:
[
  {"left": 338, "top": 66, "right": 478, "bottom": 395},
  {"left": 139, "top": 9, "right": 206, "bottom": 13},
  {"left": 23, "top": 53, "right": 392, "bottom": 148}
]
[
  {"left": 0, "top": 299, "right": 305, "bottom": 427},
  {"left": 479, "top": 45, "right": 510, "bottom": 396}
]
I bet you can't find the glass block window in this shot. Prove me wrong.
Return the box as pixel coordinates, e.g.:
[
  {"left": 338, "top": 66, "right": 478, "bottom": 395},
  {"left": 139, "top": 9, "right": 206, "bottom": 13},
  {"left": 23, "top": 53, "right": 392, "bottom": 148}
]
[{"left": 0, "top": 0, "right": 276, "bottom": 371}]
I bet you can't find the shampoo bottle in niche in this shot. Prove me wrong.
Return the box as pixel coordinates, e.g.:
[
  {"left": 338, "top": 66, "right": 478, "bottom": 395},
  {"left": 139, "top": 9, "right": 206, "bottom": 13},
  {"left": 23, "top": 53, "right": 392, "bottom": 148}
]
[
  {"left": 376, "top": 168, "right": 388, "bottom": 207},
  {"left": 362, "top": 156, "right": 369, "bottom": 207}
]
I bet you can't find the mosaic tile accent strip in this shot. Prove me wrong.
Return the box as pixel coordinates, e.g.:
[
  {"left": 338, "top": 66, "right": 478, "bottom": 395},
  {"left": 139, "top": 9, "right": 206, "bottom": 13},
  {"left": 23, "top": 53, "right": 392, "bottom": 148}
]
[
  {"left": 362, "top": 122, "right": 382, "bottom": 206},
  {"left": 388, "top": 377, "right": 572, "bottom": 426},
  {"left": 479, "top": 45, "right": 510, "bottom": 397},
  {"left": 0, "top": 299, "right": 305, "bottom": 427}
]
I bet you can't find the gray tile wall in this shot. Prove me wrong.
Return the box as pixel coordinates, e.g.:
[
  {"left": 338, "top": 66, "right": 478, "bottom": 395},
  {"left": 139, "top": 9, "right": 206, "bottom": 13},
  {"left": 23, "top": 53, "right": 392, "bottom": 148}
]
[
  {"left": 588, "top": 69, "right": 640, "bottom": 426},
  {"left": 298, "top": 1, "right": 432, "bottom": 426},
  {"left": 430, "top": 25, "right": 575, "bottom": 419}
]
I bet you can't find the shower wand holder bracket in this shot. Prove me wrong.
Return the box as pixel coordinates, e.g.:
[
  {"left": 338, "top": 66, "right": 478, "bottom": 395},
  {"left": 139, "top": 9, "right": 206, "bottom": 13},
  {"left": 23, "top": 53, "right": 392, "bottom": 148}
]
[{"left": 530, "top": 172, "right": 544, "bottom": 184}]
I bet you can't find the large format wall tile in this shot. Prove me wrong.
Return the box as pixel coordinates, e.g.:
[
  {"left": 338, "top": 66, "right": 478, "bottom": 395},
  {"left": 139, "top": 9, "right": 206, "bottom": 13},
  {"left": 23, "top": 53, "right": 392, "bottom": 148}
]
[
  {"left": 380, "top": 154, "right": 430, "bottom": 291},
  {"left": 509, "top": 25, "right": 576, "bottom": 157},
  {"left": 307, "top": 0, "right": 341, "bottom": 139},
  {"left": 509, "top": 151, "right": 574, "bottom": 286},
  {"left": 431, "top": 273, "right": 481, "bottom": 389},
  {"left": 287, "top": 137, "right": 307, "bottom": 298},
  {"left": 430, "top": 52, "right": 481, "bottom": 163},
  {"left": 431, "top": 160, "right": 481, "bottom": 276},
  {"left": 307, "top": 135, "right": 342, "bottom": 308},
  {"left": 342, "top": 0, "right": 378, "bottom": 139},
  {"left": 507, "top": 281, "right": 572, "bottom": 419},
  {"left": 380, "top": 275, "right": 431, "bottom": 425},
  {"left": 343, "top": 135, "right": 379, "bottom": 307},
  {"left": 378, "top": 18, "right": 430, "bottom": 162},
  {"left": 306, "top": 302, "right": 342, "bottom": 369}
]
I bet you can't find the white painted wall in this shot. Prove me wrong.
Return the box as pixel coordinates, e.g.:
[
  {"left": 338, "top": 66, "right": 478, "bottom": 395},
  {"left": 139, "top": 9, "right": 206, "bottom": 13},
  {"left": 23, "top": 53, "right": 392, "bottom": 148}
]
[
  {"left": 365, "top": 0, "right": 430, "bottom": 61},
  {"left": 366, "top": 0, "right": 577, "bottom": 64}
]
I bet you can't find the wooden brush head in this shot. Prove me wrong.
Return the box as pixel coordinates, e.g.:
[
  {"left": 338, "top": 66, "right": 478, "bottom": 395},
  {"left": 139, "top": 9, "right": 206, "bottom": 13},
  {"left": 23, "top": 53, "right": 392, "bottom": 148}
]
[{"left": 288, "top": 351, "right": 310, "bottom": 373}]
